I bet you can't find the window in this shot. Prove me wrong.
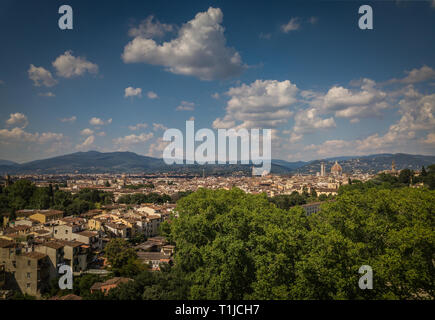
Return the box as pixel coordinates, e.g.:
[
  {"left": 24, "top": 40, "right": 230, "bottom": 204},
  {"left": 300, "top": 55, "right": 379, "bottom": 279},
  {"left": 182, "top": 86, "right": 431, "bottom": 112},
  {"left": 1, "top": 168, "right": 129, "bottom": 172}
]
[
  {"left": 27, "top": 272, "right": 31, "bottom": 279},
  {"left": 54, "top": 230, "right": 57, "bottom": 234},
  {"left": 65, "top": 230, "right": 68, "bottom": 234},
  {"left": 28, "top": 260, "right": 31, "bottom": 266},
  {"left": 26, "top": 283, "right": 31, "bottom": 288}
]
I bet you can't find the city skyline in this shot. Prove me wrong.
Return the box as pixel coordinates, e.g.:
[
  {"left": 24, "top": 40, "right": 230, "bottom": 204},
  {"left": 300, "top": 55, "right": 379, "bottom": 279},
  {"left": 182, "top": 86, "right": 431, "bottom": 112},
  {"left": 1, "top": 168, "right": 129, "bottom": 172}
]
[{"left": 1, "top": 0, "right": 434, "bottom": 163}]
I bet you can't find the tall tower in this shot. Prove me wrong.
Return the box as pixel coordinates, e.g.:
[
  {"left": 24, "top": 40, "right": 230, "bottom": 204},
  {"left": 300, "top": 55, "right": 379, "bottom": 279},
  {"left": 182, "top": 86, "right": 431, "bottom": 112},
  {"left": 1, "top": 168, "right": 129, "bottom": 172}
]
[
  {"left": 320, "top": 162, "right": 325, "bottom": 177},
  {"left": 392, "top": 160, "right": 396, "bottom": 173},
  {"left": 5, "top": 173, "right": 11, "bottom": 187}
]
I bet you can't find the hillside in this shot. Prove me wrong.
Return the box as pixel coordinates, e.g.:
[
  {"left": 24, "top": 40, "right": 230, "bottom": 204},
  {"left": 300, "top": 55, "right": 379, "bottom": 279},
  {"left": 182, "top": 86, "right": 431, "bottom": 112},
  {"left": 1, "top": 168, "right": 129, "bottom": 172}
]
[{"left": 0, "top": 151, "right": 433, "bottom": 175}]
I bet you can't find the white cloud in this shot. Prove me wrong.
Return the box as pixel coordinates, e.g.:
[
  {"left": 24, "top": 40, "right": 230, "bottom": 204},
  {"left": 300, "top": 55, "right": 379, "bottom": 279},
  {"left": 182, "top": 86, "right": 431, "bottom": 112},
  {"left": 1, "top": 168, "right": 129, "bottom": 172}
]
[
  {"left": 28, "top": 65, "right": 57, "bottom": 87},
  {"left": 152, "top": 123, "right": 168, "bottom": 131},
  {"left": 302, "top": 92, "right": 435, "bottom": 157},
  {"left": 80, "top": 128, "right": 94, "bottom": 136},
  {"left": 211, "top": 92, "right": 220, "bottom": 99},
  {"left": 293, "top": 108, "right": 336, "bottom": 134},
  {"left": 60, "top": 116, "right": 76, "bottom": 123},
  {"left": 212, "top": 117, "right": 235, "bottom": 129},
  {"left": 147, "top": 137, "right": 169, "bottom": 157},
  {"left": 89, "top": 117, "right": 112, "bottom": 126},
  {"left": 281, "top": 17, "right": 301, "bottom": 33},
  {"left": 38, "top": 132, "right": 64, "bottom": 144},
  {"left": 176, "top": 101, "right": 195, "bottom": 111},
  {"left": 96, "top": 131, "right": 106, "bottom": 137},
  {"left": 289, "top": 132, "right": 303, "bottom": 143},
  {"left": 128, "top": 15, "right": 174, "bottom": 38},
  {"left": 6, "top": 113, "right": 29, "bottom": 128},
  {"left": 147, "top": 91, "right": 158, "bottom": 99},
  {"left": 122, "top": 7, "right": 245, "bottom": 80},
  {"left": 76, "top": 135, "right": 95, "bottom": 150},
  {"left": 422, "top": 133, "right": 435, "bottom": 145},
  {"left": 52, "top": 51, "right": 98, "bottom": 78},
  {"left": 308, "top": 79, "right": 389, "bottom": 120},
  {"left": 0, "top": 127, "right": 63, "bottom": 144},
  {"left": 213, "top": 79, "right": 298, "bottom": 129},
  {"left": 129, "top": 123, "right": 148, "bottom": 131},
  {"left": 113, "top": 132, "right": 154, "bottom": 145},
  {"left": 350, "top": 118, "right": 360, "bottom": 124},
  {"left": 389, "top": 65, "right": 435, "bottom": 84},
  {"left": 124, "top": 86, "right": 142, "bottom": 98}
]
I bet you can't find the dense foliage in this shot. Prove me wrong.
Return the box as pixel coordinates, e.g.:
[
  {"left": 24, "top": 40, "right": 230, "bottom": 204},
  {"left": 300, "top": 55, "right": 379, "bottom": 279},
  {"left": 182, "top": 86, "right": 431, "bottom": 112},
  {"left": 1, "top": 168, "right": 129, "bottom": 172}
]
[
  {"left": 0, "top": 180, "right": 113, "bottom": 216},
  {"left": 117, "top": 191, "right": 193, "bottom": 205},
  {"left": 269, "top": 189, "right": 332, "bottom": 210},
  {"left": 117, "top": 192, "right": 171, "bottom": 205},
  {"left": 104, "top": 238, "right": 146, "bottom": 277},
  {"left": 161, "top": 186, "right": 434, "bottom": 300},
  {"left": 341, "top": 165, "right": 435, "bottom": 192}
]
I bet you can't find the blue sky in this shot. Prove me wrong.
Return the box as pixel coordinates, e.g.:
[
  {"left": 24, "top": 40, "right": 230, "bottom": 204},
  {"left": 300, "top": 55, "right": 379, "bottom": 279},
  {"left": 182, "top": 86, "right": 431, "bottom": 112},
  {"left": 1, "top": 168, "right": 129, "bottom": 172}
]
[{"left": 0, "top": 0, "right": 434, "bottom": 162}]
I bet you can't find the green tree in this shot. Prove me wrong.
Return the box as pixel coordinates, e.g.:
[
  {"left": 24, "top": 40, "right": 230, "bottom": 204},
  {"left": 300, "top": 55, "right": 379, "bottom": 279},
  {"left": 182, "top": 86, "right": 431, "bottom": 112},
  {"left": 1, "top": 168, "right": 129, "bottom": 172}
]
[
  {"left": 104, "top": 238, "right": 145, "bottom": 277},
  {"left": 398, "top": 169, "right": 413, "bottom": 185},
  {"left": 29, "top": 187, "right": 51, "bottom": 209},
  {"left": 421, "top": 166, "right": 427, "bottom": 177}
]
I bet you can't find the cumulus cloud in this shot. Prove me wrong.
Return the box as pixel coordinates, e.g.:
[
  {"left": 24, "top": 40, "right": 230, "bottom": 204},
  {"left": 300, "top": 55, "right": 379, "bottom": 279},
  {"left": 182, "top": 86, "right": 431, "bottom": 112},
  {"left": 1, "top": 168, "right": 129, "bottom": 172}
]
[
  {"left": 0, "top": 127, "right": 63, "bottom": 144},
  {"left": 60, "top": 116, "right": 76, "bottom": 123},
  {"left": 308, "top": 79, "right": 389, "bottom": 120},
  {"left": 113, "top": 132, "right": 154, "bottom": 145},
  {"left": 122, "top": 7, "right": 245, "bottom": 80},
  {"left": 147, "top": 91, "right": 158, "bottom": 99},
  {"left": 89, "top": 117, "right": 112, "bottom": 126},
  {"left": 38, "top": 132, "right": 65, "bottom": 144},
  {"left": 152, "top": 123, "right": 168, "bottom": 131},
  {"left": 176, "top": 101, "right": 195, "bottom": 111},
  {"left": 147, "top": 137, "right": 169, "bottom": 157},
  {"left": 303, "top": 92, "right": 435, "bottom": 157},
  {"left": 422, "top": 132, "right": 435, "bottom": 144},
  {"left": 128, "top": 15, "right": 174, "bottom": 38},
  {"left": 213, "top": 79, "right": 298, "bottom": 129},
  {"left": 124, "top": 86, "right": 142, "bottom": 98},
  {"left": 28, "top": 65, "right": 57, "bottom": 87},
  {"left": 281, "top": 17, "right": 301, "bottom": 33},
  {"left": 129, "top": 123, "right": 148, "bottom": 131},
  {"left": 6, "top": 113, "right": 28, "bottom": 128},
  {"left": 293, "top": 108, "right": 336, "bottom": 134},
  {"left": 52, "top": 51, "right": 98, "bottom": 78},
  {"left": 80, "top": 128, "right": 94, "bottom": 136},
  {"left": 76, "top": 135, "right": 95, "bottom": 150},
  {"left": 389, "top": 65, "right": 435, "bottom": 84}
]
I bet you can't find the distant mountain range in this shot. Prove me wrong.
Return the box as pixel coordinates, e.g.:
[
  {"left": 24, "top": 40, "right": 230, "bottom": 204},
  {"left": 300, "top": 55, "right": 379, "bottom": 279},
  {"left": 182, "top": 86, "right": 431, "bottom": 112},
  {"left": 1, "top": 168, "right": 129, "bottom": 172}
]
[
  {"left": 0, "top": 160, "right": 17, "bottom": 166},
  {"left": 0, "top": 151, "right": 433, "bottom": 175}
]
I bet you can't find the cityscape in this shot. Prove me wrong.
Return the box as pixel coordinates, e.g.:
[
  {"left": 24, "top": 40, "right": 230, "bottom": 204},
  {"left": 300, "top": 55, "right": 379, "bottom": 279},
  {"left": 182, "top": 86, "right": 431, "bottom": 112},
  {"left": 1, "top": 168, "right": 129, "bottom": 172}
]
[{"left": 0, "top": 0, "right": 434, "bottom": 306}]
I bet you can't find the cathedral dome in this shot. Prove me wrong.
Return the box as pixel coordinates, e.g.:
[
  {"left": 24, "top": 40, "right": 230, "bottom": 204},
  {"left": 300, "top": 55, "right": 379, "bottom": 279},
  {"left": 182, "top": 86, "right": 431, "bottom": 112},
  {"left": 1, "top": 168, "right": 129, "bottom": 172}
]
[{"left": 331, "top": 161, "right": 342, "bottom": 174}]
